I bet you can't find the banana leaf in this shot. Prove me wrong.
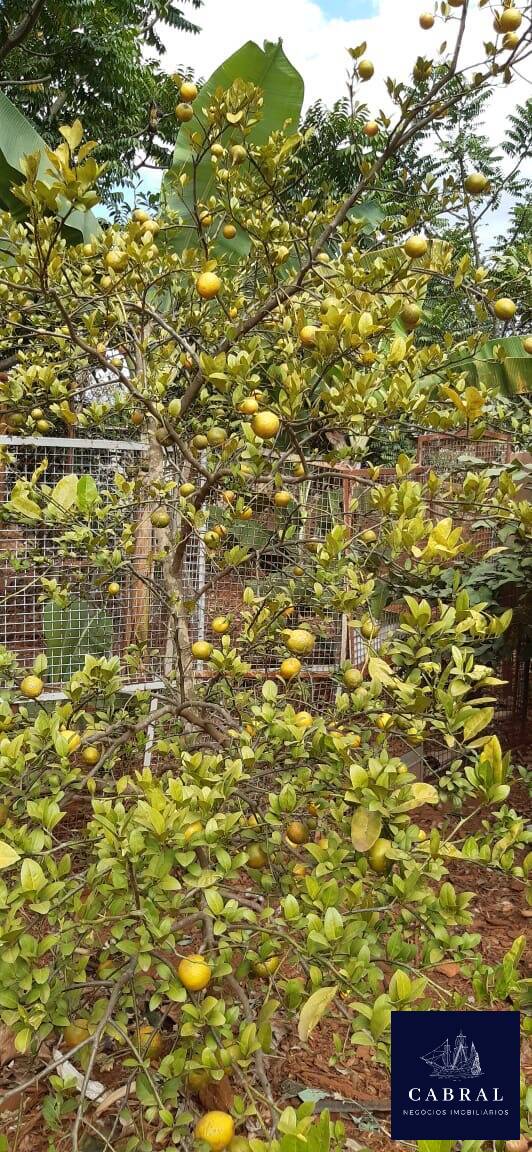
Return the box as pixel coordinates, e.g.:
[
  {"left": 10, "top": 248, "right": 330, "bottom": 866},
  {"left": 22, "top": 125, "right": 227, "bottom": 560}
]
[
  {"left": 43, "top": 599, "right": 113, "bottom": 683},
  {"left": 161, "top": 39, "right": 304, "bottom": 259},
  {"left": 0, "top": 93, "right": 100, "bottom": 243},
  {"left": 450, "top": 335, "right": 532, "bottom": 395}
]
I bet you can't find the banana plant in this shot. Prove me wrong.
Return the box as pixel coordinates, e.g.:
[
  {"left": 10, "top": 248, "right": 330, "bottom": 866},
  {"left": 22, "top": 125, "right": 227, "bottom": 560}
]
[
  {"left": 0, "top": 93, "right": 100, "bottom": 243},
  {"left": 453, "top": 335, "right": 532, "bottom": 396}
]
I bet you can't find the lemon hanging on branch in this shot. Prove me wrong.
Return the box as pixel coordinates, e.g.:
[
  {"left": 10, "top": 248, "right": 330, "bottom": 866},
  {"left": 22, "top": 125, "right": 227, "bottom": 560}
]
[
  {"left": 180, "top": 80, "right": 198, "bottom": 102},
  {"left": 177, "top": 953, "right": 212, "bottom": 991},
  {"left": 285, "top": 628, "right": 315, "bottom": 656},
  {"left": 20, "top": 675, "right": 44, "bottom": 699},
  {"left": 251, "top": 411, "right": 280, "bottom": 439},
  {"left": 197, "top": 272, "right": 222, "bottom": 300},
  {"left": 176, "top": 103, "right": 194, "bottom": 123}
]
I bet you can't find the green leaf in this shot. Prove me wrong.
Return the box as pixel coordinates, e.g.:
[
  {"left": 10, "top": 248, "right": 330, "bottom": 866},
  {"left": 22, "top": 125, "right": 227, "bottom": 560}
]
[
  {"left": 49, "top": 474, "right": 79, "bottom": 517},
  {"left": 368, "top": 655, "right": 397, "bottom": 688},
  {"left": 389, "top": 970, "right": 412, "bottom": 1000},
  {"left": 77, "top": 475, "right": 99, "bottom": 512},
  {"left": 43, "top": 598, "right": 113, "bottom": 684},
  {"left": 0, "top": 841, "right": 20, "bottom": 869},
  {"left": 262, "top": 679, "right": 278, "bottom": 702},
  {"left": 463, "top": 707, "right": 494, "bottom": 742},
  {"left": 20, "top": 859, "right": 46, "bottom": 892},
  {"left": 162, "top": 40, "right": 304, "bottom": 258},
  {"left": 397, "top": 782, "right": 440, "bottom": 811},
  {"left": 350, "top": 807, "right": 382, "bottom": 852},
  {"left": 0, "top": 93, "right": 100, "bottom": 243},
  {"left": 298, "top": 985, "right": 337, "bottom": 1043},
  {"left": 14, "top": 1027, "right": 32, "bottom": 1054},
  {"left": 59, "top": 120, "right": 83, "bottom": 152},
  {"left": 6, "top": 484, "right": 41, "bottom": 521},
  {"left": 411, "top": 782, "right": 439, "bottom": 805},
  {"left": 388, "top": 335, "right": 407, "bottom": 364}
]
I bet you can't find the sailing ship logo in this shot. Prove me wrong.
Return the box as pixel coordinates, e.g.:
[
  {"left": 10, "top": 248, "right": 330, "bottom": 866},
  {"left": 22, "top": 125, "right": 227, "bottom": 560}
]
[{"left": 421, "top": 1032, "right": 482, "bottom": 1079}]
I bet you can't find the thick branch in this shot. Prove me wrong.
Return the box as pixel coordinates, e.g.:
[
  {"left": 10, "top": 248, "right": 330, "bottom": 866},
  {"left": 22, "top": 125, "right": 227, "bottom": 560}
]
[{"left": 0, "top": 0, "right": 47, "bottom": 61}]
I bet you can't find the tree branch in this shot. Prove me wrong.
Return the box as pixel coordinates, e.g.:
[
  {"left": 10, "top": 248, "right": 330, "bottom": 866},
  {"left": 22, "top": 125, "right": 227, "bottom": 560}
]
[{"left": 0, "top": 0, "right": 47, "bottom": 61}]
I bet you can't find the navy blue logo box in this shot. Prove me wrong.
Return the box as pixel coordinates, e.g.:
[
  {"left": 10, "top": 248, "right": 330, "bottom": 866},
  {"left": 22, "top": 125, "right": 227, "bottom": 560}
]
[{"left": 391, "top": 1010, "right": 520, "bottom": 1140}]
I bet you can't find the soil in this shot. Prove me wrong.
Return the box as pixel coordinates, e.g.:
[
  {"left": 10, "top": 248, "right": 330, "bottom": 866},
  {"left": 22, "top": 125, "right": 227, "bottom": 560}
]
[{"left": 1, "top": 753, "right": 530, "bottom": 1152}]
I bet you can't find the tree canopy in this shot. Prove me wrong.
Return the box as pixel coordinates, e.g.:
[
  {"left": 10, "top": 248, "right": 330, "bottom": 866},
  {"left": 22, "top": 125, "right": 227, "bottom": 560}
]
[{"left": 0, "top": 0, "right": 203, "bottom": 197}]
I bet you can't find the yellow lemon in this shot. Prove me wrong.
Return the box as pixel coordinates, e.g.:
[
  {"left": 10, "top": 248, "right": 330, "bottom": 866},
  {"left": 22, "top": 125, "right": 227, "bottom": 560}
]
[
  {"left": 180, "top": 81, "right": 198, "bottom": 102},
  {"left": 251, "top": 411, "right": 280, "bottom": 440},
  {"left": 82, "top": 744, "right": 100, "bottom": 766},
  {"left": 195, "top": 1112, "right": 235, "bottom": 1151},
  {"left": 63, "top": 1020, "right": 91, "bottom": 1049},
  {"left": 367, "top": 837, "right": 392, "bottom": 875},
  {"left": 184, "top": 820, "right": 203, "bottom": 843},
  {"left": 404, "top": 235, "right": 428, "bottom": 259},
  {"left": 197, "top": 272, "right": 222, "bottom": 300},
  {"left": 293, "top": 712, "right": 313, "bottom": 730},
  {"left": 137, "top": 1025, "right": 165, "bottom": 1059},
  {"left": 61, "top": 729, "right": 81, "bottom": 754},
  {"left": 192, "top": 640, "right": 213, "bottom": 660},
  {"left": 464, "top": 172, "right": 489, "bottom": 195},
  {"left": 497, "top": 8, "right": 522, "bottom": 32},
  {"left": 358, "top": 59, "right": 374, "bottom": 80},
  {"left": 300, "top": 325, "right": 318, "bottom": 347},
  {"left": 176, "top": 103, "right": 194, "bottom": 122},
  {"left": 286, "top": 629, "right": 315, "bottom": 656},
  {"left": 247, "top": 844, "right": 268, "bottom": 869},
  {"left": 494, "top": 297, "right": 516, "bottom": 321},
  {"left": 274, "top": 490, "right": 291, "bottom": 508},
  {"left": 401, "top": 302, "right": 421, "bottom": 330},
  {"left": 231, "top": 145, "right": 247, "bottom": 165},
  {"left": 239, "top": 397, "right": 258, "bottom": 415},
  {"left": 286, "top": 819, "right": 309, "bottom": 845},
  {"left": 177, "top": 953, "right": 212, "bottom": 991},
  {"left": 212, "top": 616, "right": 230, "bottom": 635},
  {"left": 279, "top": 657, "right": 302, "bottom": 680},
  {"left": 20, "top": 675, "right": 44, "bottom": 699},
  {"left": 253, "top": 956, "right": 280, "bottom": 977}
]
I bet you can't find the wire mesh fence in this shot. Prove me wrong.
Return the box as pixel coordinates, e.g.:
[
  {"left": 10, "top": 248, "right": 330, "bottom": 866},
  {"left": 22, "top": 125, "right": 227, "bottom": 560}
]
[
  {"left": 418, "top": 431, "right": 512, "bottom": 556},
  {"left": 0, "top": 436, "right": 169, "bottom": 690},
  {"left": 1, "top": 436, "right": 528, "bottom": 742},
  {"left": 183, "top": 466, "right": 348, "bottom": 673}
]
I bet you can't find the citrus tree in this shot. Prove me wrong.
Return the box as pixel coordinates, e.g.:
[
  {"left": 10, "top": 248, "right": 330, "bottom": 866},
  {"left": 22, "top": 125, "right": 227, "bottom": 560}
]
[{"left": 0, "top": 4, "right": 531, "bottom": 1151}]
